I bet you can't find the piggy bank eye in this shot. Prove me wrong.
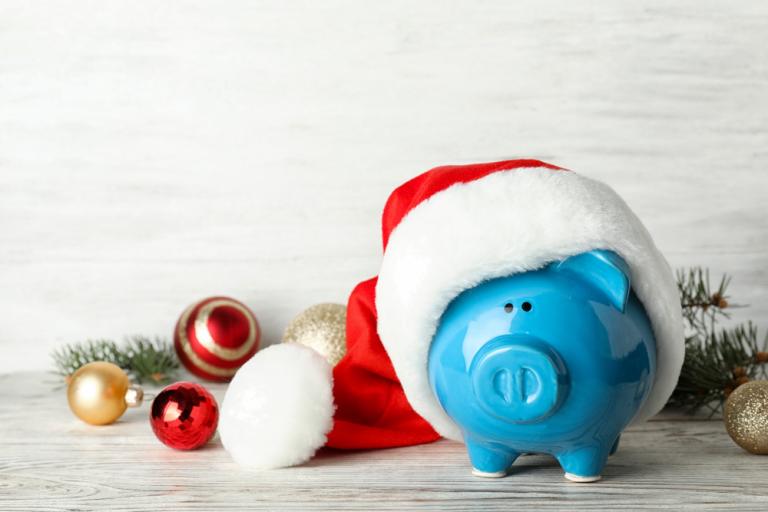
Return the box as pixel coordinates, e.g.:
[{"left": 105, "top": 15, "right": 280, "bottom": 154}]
[
  {"left": 521, "top": 301, "right": 532, "bottom": 312},
  {"left": 503, "top": 303, "right": 514, "bottom": 313}
]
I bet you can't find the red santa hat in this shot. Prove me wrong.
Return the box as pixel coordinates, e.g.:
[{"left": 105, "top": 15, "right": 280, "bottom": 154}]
[{"left": 219, "top": 159, "right": 684, "bottom": 469}]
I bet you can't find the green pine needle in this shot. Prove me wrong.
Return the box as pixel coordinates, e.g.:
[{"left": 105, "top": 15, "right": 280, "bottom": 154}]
[
  {"left": 670, "top": 267, "right": 767, "bottom": 414},
  {"left": 52, "top": 336, "right": 179, "bottom": 385}
]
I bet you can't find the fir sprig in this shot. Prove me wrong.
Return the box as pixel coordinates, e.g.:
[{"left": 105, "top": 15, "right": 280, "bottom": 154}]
[
  {"left": 669, "top": 267, "right": 767, "bottom": 414},
  {"left": 677, "top": 267, "right": 731, "bottom": 336},
  {"left": 52, "top": 336, "right": 179, "bottom": 385}
]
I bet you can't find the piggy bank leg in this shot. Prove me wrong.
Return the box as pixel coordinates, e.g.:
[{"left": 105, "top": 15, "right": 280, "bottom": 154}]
[
  {"left": 556, "top": 443, "right": 612, "bottom": 483},
  {"left": 465, "top": 437, "right": 519, "bottom": 478},
  {"left": 609, "top": 435, "right": 620, "bottom": 456}
]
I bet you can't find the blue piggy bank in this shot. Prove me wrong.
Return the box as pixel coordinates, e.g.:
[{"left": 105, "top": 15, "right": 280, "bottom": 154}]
[{"left": 428, "top": 250, "right": 656, "bottom": 482}]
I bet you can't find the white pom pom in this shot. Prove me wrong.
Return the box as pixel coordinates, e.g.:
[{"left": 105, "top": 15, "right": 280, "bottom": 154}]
[{"left": 219, "top": 343, "right": 335, "bottom": 469}]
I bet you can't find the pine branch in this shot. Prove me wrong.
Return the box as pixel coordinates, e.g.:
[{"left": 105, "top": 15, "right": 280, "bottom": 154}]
[
  {"left": 121, "top": 335, "right": 181, "bottom": 384},
  {"left": 676, "top": 267, "right": 730, "bottom": 335},
  {"left": 52, "top": 336, "right": 179, "bottom": 385},
  {"left": 670, "top": 267, "right": 767, "bottom": 414},
  {"left": 51, "top": 339, "right": 125, "bottom": 377}
]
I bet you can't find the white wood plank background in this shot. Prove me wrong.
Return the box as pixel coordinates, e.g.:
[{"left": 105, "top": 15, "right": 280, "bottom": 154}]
[{"left": 1, "top": 0, "right": 767, "bottom": 372}]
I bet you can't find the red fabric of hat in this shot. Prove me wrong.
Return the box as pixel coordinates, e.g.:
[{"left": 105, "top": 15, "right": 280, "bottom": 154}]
[{"left": 326, "top": 277, "right": 440, "bottom": 449}]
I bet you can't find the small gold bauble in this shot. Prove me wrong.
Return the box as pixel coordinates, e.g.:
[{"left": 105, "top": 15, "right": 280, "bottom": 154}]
[
  {"left": 67, "top": 362, "right": 143, "bottom": 425},
  {"left": 283, "top": 303, "right": 347, "bottom": 366},
  {"left": 724, "top": 380, "right": 768, "bottom": 454}
]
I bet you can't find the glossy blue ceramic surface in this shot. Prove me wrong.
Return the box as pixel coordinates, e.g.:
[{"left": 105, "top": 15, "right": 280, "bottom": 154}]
[{"left": 427, "top": 250, "right": 656, "bottom": 481}]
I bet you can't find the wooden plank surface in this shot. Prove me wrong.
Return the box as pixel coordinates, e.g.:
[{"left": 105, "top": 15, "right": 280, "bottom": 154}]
[{"left": 1, "top": 372, "right": 767, "bottom": 511}]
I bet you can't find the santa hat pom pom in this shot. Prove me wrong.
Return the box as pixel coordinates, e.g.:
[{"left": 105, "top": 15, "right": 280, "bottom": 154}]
[{"left": 219, "top": 343, "right": 334, "bottom": 469}]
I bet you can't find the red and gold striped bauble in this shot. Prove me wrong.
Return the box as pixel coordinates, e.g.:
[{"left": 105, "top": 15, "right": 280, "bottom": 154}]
[{"left": 174, "top": 297, "right": 260, "bottom": 382}]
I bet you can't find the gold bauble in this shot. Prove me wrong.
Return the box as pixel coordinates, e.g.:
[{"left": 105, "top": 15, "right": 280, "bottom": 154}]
[
  {"left": 67, "top": 362, "right": 143, "bottom": 425},
  {"left": 283, "top": 303, "right": 347, "bottom": 366},
  {"left": 724, "top": 380, "right": 768, "bottom": 454}
]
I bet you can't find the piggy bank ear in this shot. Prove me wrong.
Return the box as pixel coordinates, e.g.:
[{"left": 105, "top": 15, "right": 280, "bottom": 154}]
[{"left": 554, "top": 250, "right": 631, "bottom": 312}]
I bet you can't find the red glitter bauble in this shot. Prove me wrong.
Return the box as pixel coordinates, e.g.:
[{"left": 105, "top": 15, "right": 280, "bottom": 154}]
[
  {"left": 174, "top": 296, "right": 260, "bottom": 381},
  {"left": 150, "top": 382, "right": 219, "bottom": 450}
]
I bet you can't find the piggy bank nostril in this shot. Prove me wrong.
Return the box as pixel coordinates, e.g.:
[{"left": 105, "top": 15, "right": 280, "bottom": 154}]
[
  {"left": 518, "top": 367, "right": 541, "bottom": 404},
  {"left": 493, "top": 369, "right": 512, "bottom": 404}
]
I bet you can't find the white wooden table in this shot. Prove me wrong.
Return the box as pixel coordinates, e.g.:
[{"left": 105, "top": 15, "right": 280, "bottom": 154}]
[{"left": 1, "top": 372, "right": 767, "bottom": 511}]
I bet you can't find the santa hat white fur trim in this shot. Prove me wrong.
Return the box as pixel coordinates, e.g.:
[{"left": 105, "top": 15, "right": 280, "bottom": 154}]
[
  {"left": 376, "top": 167, "right": 684, "bottom": 441},
  {"left": 219, "top": 343, "right": 334, "bottom": 468}
]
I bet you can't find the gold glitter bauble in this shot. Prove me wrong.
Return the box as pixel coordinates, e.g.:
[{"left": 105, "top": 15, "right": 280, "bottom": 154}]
[
  {"left": 724, "top": 380, "right": 768, "bottom": 454},
  {"left": 283, "top": 303, "right": 347, "bottom": 366},
  {"left": 67, "top": 362, "right": 143, "bottom": 425}
]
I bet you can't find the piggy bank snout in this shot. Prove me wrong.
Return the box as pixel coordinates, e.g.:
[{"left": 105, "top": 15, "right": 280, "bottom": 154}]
[{"left": 469, "top": 336, "right": 568, "bottom": 424}]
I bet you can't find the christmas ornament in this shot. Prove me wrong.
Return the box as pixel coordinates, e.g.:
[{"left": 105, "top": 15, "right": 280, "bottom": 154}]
[
  {"left": 283, "top": 303, "right": 347, "bottom": 366},
  {"left": 67, "top": 362, "right": 144, "bottom": 425},
  {"left": 174, "top": 296, "right": 260, "bottom": 381},
  {"left": 150, "top": 382, "right": 219, "bottom": 450},
  {"left": 219, "top": 159, "right": 684, "bottom": 477},
  {"left": 724, "top": 380, "right": 768, "bottom": 454}
]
